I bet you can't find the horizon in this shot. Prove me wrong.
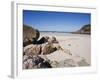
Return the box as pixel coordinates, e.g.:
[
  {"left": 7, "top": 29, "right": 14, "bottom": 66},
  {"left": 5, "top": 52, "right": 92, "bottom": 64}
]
[{"left": 23, "top": 10, "right": 91, "bottom": 32}]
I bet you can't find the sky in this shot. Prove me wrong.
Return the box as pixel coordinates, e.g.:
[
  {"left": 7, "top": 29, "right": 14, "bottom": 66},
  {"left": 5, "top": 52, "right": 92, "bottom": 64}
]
[{"left": 23, "top": 10, "right": 91, "bottom": 32}]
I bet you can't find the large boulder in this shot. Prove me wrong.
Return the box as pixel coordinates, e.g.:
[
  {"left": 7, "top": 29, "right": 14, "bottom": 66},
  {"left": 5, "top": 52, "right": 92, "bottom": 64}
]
[{"left": 23, "top": 24, "right": 40, "bottom": 46}]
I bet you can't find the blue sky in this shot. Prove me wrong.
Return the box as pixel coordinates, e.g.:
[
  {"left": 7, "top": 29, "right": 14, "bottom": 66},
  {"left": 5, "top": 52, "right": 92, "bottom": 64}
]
[{"left": 23, "top": 10, "right": 91, "bottom": 32}]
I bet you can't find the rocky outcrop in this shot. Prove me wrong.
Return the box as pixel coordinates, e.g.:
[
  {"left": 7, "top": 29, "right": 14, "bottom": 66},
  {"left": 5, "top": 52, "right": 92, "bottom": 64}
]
[
  {"left": 23, "top": 55, "right": 52, "bottom": 69},
  {"left": 23, "top": 42, "right": 58, "bottom": 56},
  {"left": 23, "top": 24, "right": 40, "bottom": 46},
  {"left": 23, "top": 36, "right": 60, "bottom": 56},
  {"left": 72, "top": 24, "right": 91, "bottom": 34},
  {"left": 76, "top": 24, "right": 91, "bottom": 34}
]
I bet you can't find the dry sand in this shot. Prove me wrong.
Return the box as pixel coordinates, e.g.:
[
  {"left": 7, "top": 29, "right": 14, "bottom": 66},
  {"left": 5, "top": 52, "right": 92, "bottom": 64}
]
[{"left": 40, "top": 33, "right": 91, "bottom": 67}]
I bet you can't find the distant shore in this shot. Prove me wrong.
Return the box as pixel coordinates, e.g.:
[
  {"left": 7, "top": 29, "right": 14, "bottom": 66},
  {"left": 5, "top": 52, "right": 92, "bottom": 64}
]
[{"left": 40, "top": 31, "right": 91, "bottom": 35}]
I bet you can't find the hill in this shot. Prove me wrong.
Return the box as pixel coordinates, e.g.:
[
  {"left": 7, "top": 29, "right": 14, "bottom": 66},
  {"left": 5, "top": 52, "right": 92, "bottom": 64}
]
[{"left": 73, "top": 24, "right": 91, "bottom": 34}]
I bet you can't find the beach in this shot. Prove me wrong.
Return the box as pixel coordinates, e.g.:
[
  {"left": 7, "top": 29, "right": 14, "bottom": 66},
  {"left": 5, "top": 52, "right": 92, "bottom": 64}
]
[
  {"left": 23, "top": 31, "right": 91, "bottom": 69},
  {"left": 40, "top": 32, "right": 91, "bottom": 67},
  {"left": 23, "top": 10, "right": 91, "bottom": 69}
]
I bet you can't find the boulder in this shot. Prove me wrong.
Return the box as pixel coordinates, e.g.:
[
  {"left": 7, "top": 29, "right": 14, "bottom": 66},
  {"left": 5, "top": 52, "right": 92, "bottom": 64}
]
[
  {"left": 23, "top": 36, "right": 62, "bottom": 57},
  {"left": 36, "top": 36, "right": 49, "bottom": 44},
  {"left": 23, "top": 24, "right": 40, "bottom": 46},
  {"left": 51, "top": 36, "right": 59, "bottom": 43},
  {"left": 23, "top": 42, "right": 58, "bottom": 56}
]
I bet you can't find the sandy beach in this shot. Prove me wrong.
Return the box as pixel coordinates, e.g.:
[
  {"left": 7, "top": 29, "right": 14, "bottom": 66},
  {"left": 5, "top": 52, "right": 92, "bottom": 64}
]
[
  {"left": 39, "top": 32, "right": 91, "bottom": 67},
  {"left": 23, "top": 32, "right": 90, "bottom": 69},
  {"left": 23, "top": 10, "right": 91, "bottom": 69}
]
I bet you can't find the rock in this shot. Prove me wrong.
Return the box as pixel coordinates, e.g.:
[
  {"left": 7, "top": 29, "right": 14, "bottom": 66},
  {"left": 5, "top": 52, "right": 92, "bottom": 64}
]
[
  {"left": 30, "top": 45, "right": 41, "bottom": 55},
  {"left": 75, "top": 24, "right": 91, "bottom": 34},
  {"left": 23, "top": 25, "right": 40, "bottom": 46},
  {"left": 23, "top": 61, "right": 28, "bottom": 69},
  {"left": 33, "top": 56, "right": 44, "bottom": 65},
  {"left": 31, "top": 55, "right": 52, "bottom": 68},
  {"left": 37, "top": 36, "right": 58, "bottom": 44},
  {"left": 41, "top": 42, "right": 57, "bottom": 55},
  {"left": 39, "top": 61, "right": 52, "bottom": 68},
  {"left": 51, "top": 36, "right": 59, "bottom": 43},
  {"left": 27, "top": 59, "right": 35, "bottom": 69},
  {"left": 23, "top": 55, "right": 28, "bottom": 62},
  {"left": 53, "top": 43, "right": 61, "bottom": 50},
  {"left": 36, "top": 36, "right": 49, "bottom": 44},
  {"left": 23, "top": 35, "right": 61, "bottom": 55},
  {"left": 23, "top": 42, "right": 61, "bottom": 56},
  {"left": 23, "top": 44, "right": 41, "bottom": 56},
  {"left": 39, "top": 55, "right": 50, "bottom": 62}
]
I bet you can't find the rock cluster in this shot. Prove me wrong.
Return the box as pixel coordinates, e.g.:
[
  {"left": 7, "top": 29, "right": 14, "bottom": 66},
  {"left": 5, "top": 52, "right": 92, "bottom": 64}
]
[
  {"left": 23, "top": 25, "right": 89, "bottom": 69},
  {"left": 23, "top": 25, "right": 62, "bottom": 69},
  {"left": 23, "top": 25, "right": 40, "bottom": 47},
  {"left": 23, "top": 37, "right": 59, "bottom": 56},
  {"left": 23, "top": 55, "right": 52, "bottom": 69}
]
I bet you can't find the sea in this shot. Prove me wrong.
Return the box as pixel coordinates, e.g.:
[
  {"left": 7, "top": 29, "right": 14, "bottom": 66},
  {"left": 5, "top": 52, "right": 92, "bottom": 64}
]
[{"left": 40, "top": 31, "right": 90, "bottom": 37}]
